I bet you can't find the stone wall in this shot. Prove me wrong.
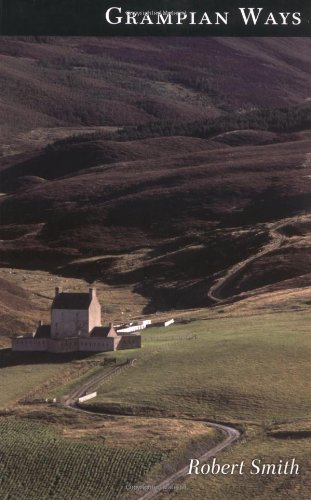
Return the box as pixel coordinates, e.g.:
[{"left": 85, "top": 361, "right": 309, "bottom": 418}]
[
  {"left": 12, "top": 337, "right": 48, "bottom": 352},
  {"left": 117, "top": 335, "right": 141, "bottom": 350},
  {"left": 12, "top": 336, "right": 121, "bottom": 353},
  {"left": 48, "top": 337, "right": 79, "bottom": 353},
  {"left": 79, "top": 336, "right": 118, "bottom": 352}
]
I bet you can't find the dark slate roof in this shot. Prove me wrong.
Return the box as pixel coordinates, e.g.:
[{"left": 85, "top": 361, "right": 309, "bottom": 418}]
[
  {"left": 52, "top": 293, "right": 92, "bottom": 310},
  {"left": 35, "top": 325, "right": 51, "bottom": 338},
  {"left": 90, "top": 326, "right": 117, "bottom": 338}
]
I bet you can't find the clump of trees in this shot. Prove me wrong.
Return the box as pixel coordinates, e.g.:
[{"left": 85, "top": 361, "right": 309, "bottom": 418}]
[
  {"left": 45, "top": 103, "right": 311, "bottom": 152},
  {"left": 112, "top": 104, "right": 311, "bottom": 141}
]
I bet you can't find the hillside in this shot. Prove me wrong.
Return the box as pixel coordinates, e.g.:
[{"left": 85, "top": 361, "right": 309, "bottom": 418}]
[
  {"left": 1, "top": 36, "right": 310, "bottom": 144},
  {"left": 0, "top": 37, "right": 311, "bottom": 312},
  {"left": 0, "top": 276, "right": 46, "bottom": 345},
  {"left": 1, "top": 36, "right": 311, "bottom": 500}
]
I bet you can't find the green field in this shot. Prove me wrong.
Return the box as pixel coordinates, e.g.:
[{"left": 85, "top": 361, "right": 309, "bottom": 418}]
[
  {"left": 81, "top": 309, "right": 311, "bottom": 499},
  {"left": 85, "top": 311, "right": 311, "bottom": 423},
  {"left": 0, "top": 408, "right": 218, "bottom": 500},
  {"left": 0, "top": 356, "right": 102, "bottom": 407},
  {"left": 1, "top": 307, "right": 310, "bottom": 499},
  {"left": 159, "top": 430, "right": 311, "bottom": 500}
]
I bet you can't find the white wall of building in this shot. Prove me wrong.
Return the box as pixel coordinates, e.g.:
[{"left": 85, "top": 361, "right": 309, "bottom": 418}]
[
  {"left": 88, "top": 293, "right": 101, "bottom": 332},
  {"left": 51, "top": 309, "right": 89, "bottom": 338},
  {"left": 79, "top": 337, "right": 119, "bottom": 352},
  {"left": 12, "top": 337, "right": 48, "bottom": 352},
  {"left": 48, "top": 338, "right": 79, "bottom": 353}
]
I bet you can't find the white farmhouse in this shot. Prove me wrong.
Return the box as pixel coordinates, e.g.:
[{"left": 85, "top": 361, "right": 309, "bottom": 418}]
[{"left": 11, "top": 287, "right": 141, "bottom": 353}]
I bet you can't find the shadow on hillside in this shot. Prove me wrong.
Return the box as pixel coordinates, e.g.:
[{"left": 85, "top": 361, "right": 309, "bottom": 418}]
[
  {"left": 0, "top": 348, "right": 96, "bottom": 368},
  {"left": 268, "top": 430, "right": 311, "bottom": 440}
]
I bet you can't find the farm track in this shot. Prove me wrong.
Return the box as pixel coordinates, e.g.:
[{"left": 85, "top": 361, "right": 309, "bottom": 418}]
[
  {"left": 208, "top": 214, "right": 311, "bottom": 303},
  {"left": 63, "top": 361, "right": 132, "bottom": 407},
  {"left": 139, "top": 422, "right": 240, "bottom": 500},
  {"left": 63, "top": 363, "right": 241, "bottom": 498}
]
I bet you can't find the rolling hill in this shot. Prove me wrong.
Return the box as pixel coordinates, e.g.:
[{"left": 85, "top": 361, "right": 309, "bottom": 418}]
[
  {"left": 0, "top": 36, "right": 311, "bottom": 313},
  {"left": 0, "top": 36, "right": 310, "bottom": 142}
]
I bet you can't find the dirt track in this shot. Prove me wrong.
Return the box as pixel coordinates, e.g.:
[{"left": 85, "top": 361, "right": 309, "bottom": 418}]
[
  {"left": 63, "top": 364, "right": 240, "bottom": 499},
  {"left": 208, "top": 214, "right": 311, "bottom": 303},
  {"left": 138, "top": 422, "right": 240, "bottom": 500},
  {"left": 63, "top": 360, "right": 132, "bottom": 408}
]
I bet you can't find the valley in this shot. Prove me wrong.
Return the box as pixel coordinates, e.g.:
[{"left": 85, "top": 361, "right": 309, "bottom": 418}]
[{"left": 0, "top": 36, "right": 310, "bottom": 499}]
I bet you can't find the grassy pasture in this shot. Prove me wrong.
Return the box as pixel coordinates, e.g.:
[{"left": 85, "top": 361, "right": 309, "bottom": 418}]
[
  {"left": 0, "top": 409, "right": 219, "bottom": 500},
  {"left": 1, "top": 305, "right": 310, "bottom": 499},
  {"left": 0, "top": 356, "right": 102, "bottom": 407},
  {"left": 84, "top": 309, "right": 311, "bottom": 499},
  {"left": 158, "top": 427, "right": 311, "bottom": 500},
  {"left": 85, "top": 310, "right": 311, "bottom": 423}
]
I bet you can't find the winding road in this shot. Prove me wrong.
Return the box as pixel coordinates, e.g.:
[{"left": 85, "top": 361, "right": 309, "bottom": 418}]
[
  {"left": 61, "top": 215, "right": 311, "bottom": 496},
  {"left": 63, "top": 364, "right": 240, "bottom": 499},
  {"left": 208, "top": 214, "right": 311, "bottom": 303},
  {"left": 60, "top": 214, "right": 311, "bottom": 496},
  {"left": 138, "top": 422, "right": 240, "bottom": 500}
]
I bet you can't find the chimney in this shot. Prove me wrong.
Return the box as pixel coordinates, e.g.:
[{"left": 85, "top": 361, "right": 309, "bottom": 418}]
[
  {"left": 89, "top": 287, "right": 96, "bottom": 299},
  {"left": 55, "top": 286, "right": 62, "bottom": 296},
  {"left": 38, "top": 320, "right": 43, "bottom": 327}
]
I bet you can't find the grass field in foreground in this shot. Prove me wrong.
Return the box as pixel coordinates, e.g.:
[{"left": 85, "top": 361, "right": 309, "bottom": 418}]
[
  {"left": 83, "top": 309, "right": 311, "bottom": 499},
  {"left": 85, "top": 310, "right": 311, "bottom": 423},
  {"left": 0, "top": 417, "right": 164, "bottom": 500},
  {"left": 1, "top": 307, "right": 310, "bottom": 499},
  {"left": 158, "top": 426, "right": 311, "bottom": 500},
  {"left": 0, "top": 411, "right": 219, "bottom": 500}
]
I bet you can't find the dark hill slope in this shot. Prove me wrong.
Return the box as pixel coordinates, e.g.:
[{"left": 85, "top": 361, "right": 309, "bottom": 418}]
[
  {"left": 0, "top": 131, "right": 310, "bottom": 309},
  {"left": 1, "top": 37, "right": 311, "bottom": 142},
  {"left": 1, "top": 134, "right": 310, "bottom": 229},
  {"left": 0, "top": 37, "right": 311, "bottom": 310},
  {"left": 0, "top": 136, "right": 219, "bottom": 184}
]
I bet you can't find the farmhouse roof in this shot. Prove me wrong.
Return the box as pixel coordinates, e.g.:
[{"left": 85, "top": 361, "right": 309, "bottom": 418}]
[
  {"left": 52, "top": 292, "right": 92, "bottom": 310},
  {"left": 35, "top": 325, "right": 51, "bottom": 338},
  {"left": 90, "top": 325, "right": 117, "bottom": 338}
]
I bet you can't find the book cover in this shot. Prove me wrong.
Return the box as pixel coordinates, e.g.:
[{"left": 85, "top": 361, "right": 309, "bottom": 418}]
[{"left": 0, "top": 2, "right": 310, "bottom": 499}]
